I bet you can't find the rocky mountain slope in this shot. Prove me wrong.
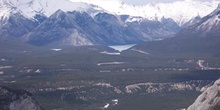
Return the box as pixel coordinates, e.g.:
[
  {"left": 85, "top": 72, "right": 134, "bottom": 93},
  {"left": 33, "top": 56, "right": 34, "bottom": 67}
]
[
  {"left": 0, "top": 11, "right": 38, "bottom": 39},
  {"left": 24, "top": 10, "right": 144, "bottom": 46},
  {"left": 0, "top": 87, "right": 43, "bottom": 110},
  {"left": 187, "top": 79, "right": 220, "bottom": 110}
]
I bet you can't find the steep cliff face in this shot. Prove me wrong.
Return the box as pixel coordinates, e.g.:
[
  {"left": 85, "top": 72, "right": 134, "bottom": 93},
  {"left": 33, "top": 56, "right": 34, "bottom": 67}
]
[
  {"left": 0, "top": 87, "right": 43, "bottom": 110},
  {"left": 187, "top": 79, "right": 220, "bottom": 110}
]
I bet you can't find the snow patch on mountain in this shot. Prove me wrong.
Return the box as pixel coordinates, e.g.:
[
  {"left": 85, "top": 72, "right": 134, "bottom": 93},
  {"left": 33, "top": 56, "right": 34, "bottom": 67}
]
[
  {"left": 63, "top": 29, "right": 93, "bottom": 46},
  {"left": 125, "top": 16, "right": 144, "bottom": 23}
]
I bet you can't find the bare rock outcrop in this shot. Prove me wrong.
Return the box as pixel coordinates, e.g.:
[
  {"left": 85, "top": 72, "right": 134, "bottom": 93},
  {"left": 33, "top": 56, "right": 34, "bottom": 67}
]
[{"left": 188, "top": 79, "right": 220, "bottom": 110}]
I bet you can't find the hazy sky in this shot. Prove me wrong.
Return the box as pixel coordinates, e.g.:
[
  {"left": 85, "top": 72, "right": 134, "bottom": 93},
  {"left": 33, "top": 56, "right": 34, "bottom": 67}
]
[{"left": 123, "top": 0, "right": 220, "bottom": 5}]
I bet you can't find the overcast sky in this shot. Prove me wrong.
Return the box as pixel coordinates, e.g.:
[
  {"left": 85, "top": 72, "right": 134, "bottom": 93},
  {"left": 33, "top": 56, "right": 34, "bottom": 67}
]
[{"left": 123, "top": 0, "right": 220, "bottom": 5}]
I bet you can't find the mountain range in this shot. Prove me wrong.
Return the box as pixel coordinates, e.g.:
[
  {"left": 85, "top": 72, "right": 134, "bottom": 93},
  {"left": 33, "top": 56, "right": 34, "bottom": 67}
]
[
  {"left": 127, "top": 3, "right": 220, "bottom": 57},
  {"left": 72, "top": 0, "right": 220, "bottom": 26},
  {"left": 0, "top": 0, "right": 219, "bottom": 46}
]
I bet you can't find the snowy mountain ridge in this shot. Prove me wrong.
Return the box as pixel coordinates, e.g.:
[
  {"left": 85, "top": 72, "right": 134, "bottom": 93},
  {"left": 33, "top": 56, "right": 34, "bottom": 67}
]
[
  {"left": 196, "top": 3, "right": 220, "bottom": 32},
  {"left": 1, "top": 0, "right": 219, "bottom": 27},
  {"left": 177, "top": 3, "right": 220, "bottom": 38},
  {"left": 0, "top": 0, "right": 106, "bottom": 20},
  {"left": 71, "top": 0, "right": 220, "bottom": 26}
]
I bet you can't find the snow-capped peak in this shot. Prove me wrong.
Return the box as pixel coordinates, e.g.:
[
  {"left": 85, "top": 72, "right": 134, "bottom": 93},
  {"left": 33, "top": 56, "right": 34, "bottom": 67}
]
[
  {"left": 195, "top": 3, "right": 220, "bottom": 33},
  {"left": 125, "top": 16, "right": 144, "bottom": 23},
  {"left": 0, "top": 0, "right": 106, "bottom": 19},
  {"left": 71, "top": 0, "right": 220, "bottom": 26},
  {"left": 178, "top": 3, "right": 220, "bottom": 38},
  {"left": 209, "top": 3, "right": 220, "bottom": 17},
  {"left": 69, "top": 0, "right": 123, "bottom": 12}
]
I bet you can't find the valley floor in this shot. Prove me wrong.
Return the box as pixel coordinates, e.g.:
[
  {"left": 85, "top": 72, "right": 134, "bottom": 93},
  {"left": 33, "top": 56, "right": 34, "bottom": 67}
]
[{"left": 0, "top": 45, "right": 220, "bottom": 110}]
